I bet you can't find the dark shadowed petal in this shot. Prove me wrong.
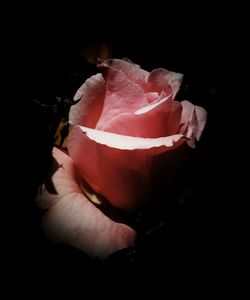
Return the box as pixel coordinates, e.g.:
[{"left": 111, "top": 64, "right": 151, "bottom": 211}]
[
  {"left": 69, "top": 74, "right": 106, "bottom": 128},
  {"left": 67, "top": 126, "right": 186, "bottom": 211},
  {"left": 36, "top": 147, "right": 137, "bottom": 259},
  {"left": 148, "top": 68, "right": 183, "bottom": 98},
  {"left": 95, "top": 67, "right": 148, "bottom": 130}
]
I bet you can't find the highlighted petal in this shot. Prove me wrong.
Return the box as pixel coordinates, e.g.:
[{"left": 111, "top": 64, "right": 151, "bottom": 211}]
[
  {"left": 78, "top": 126, "right": 184, "bottom": 150},
  {"left": 101, "top": 98, "right": 182, "bottom": 138},
  {"left": 134, "top": 95, "right": 171, "bottom": 115},
  {"left": 67, "top": 127, "right": 186, "bottom": 211}
]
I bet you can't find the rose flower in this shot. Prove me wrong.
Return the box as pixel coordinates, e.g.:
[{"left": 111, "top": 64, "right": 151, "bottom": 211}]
[{"left": 37, "top": 59, "right": 207, "bottom": 258}]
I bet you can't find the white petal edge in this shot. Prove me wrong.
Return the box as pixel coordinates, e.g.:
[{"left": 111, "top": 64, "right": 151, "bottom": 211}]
[
  {"left": 134, "top": 95, "right": 171, "bottom": 115},
  {"left": 78, "top": 125, "right": 184, "bottom": 150}
]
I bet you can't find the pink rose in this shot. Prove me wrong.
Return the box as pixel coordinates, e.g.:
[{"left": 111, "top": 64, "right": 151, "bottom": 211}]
[
  {"left": 37, "top": 58, "right": 207, "bottom": 259},
  {"left": 68, "top": 59, "right": 207, "bottom": 212}
]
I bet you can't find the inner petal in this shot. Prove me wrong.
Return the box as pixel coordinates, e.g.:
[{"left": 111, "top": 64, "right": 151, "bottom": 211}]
[
  {"left": 99, "top": 58, "right": 149, "bottom": 91},
  {"left": 145, "top": 90, "right": 167, "bottom": 104},
  {"left": 147, "top": 68, "right": 183, "bottom": 98},
  {"left": 95, "top": 67, "right": 148, "bottom": 130},
  {"left": 145, "top": 92, "right": 159, "bottom": 103},
  {"left": 101, "top": 99, "right": 183, "bottom": 138}
]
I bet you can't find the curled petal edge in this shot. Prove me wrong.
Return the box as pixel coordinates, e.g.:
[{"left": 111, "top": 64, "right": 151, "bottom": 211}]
[
  {"left": 77, "top": 125, "right": 185, "bottom": 150},
  {"left": 134, "top": 95, "right": 172, "bottom": 115}
]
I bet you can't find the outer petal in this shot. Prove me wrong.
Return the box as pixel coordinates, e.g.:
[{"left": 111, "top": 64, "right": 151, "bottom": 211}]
[
  {"left": 99, "top": 58, "right": 149, "bottom": 91},
  {"left": 194, "top": 105, "right": 207, "bottom": 140},
  {"left": 95, "top": 67, "right": 149, "bottom": 130},
  {"left": 36, "top": 147, "right": 137, "bottom": 259},
  {"left": 147, "top": 68, "right": 183, "bottom": 98},
  {"left": 180, "top": 100, "right": 207, "bottom": 147},
  {"left": 179, "top": 100, "right": 195, "bottom": 131},
  {"left": 67, "top": 126, "right": 186, "bottom": 211},
  {"left": 69, "top": 74, "right": 106, "bottom": 127}
]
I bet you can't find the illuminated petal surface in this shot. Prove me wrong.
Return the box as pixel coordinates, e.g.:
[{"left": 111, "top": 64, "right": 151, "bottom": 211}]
[{"left": 68, "top": 127, "right": 186, "bottom": 211}]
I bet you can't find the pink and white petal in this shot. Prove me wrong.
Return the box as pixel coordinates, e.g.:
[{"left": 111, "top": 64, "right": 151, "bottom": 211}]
[
  {"left": 180, "top": 100, "right": 207, "bottom": 145},
  {"left": 36, "top": 147, "right": 137, "bottom": 259},
  {"left": 99, "top": 58, "right": 149, "bottom": 91},
  {"left": 101, "top": 98, "right": 182, "bottom": 138},
  {"left": 164, "top": 101, "right": 183, "bottom": 135},
  {"left": 179, "top": 100, "right": 195, "bottom": 134},
  {"left": 76, "top": 126, "right": 184, "bottom": 150},
  {"left": 194, "top": 106, "right": 207, "bottom": 140},
  {"left": 100, "top": 112, "right": 170, "bottom": 138},
  {"left": 95, "top": 67, "right": 148, "bottom": 130},
  {"left": 134, "top": 94, "right": 172, "bottom": 115},
  {"left": 67, "top": 126, "right": 186, "bottom": 211},
  {"left": 69, "top": 74, "right": 106, "bottom": 128},
  {"left": 186, "top": 109, "right": 198, "bottom": 148},
  {"left": 148, "top": 68, "right": 183, "bottom": 98}
]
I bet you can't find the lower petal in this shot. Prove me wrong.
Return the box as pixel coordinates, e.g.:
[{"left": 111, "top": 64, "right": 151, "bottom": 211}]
[
  {"left": 36, "top": 147, "right": 137, "bottom": 258},
  {"left": 68, "top": 127, "right": 186, "bottom": 211}
]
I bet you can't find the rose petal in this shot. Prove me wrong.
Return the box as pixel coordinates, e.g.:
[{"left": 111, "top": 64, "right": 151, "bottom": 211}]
[
  {"left": 194, "top": 106, "right": 207, "bottom": 141},
  {"left": 95, "top": 67, "right": 149, "bottom": 130},
  {"left": 179, "top": 100, "right": 195, "bottom": 131},
  {"left": 186, "top": 109, "right": 198, "bottom": 148},
  {"left": 76, "top": 125, "right": 184, "bottom": 150},
  {"left": 99, "top": 58, "right": 149, "bottom": 91},
  {"left": 67, "top": 126, "right": 186, "bottom": 211},
  {"left": 148, "top": 68, "right": 183, "bottom": 98},
  {"left": 145, "top": 92, "right": 161, "bottom": 103},
  {"left": 69, "top": 74, "right": 106, "bottom": 127},
  {"left": 100, "top": 98, "right": 183, "bottom": 138},
  {"left": 180, "top": 100, "right": 207, "bottom": 146},
  {"left": 134, "top": 94, "right": 171, "bottom": 115},
  {"left": 36, "top": 147, "right": 137, "bottom": 258}
]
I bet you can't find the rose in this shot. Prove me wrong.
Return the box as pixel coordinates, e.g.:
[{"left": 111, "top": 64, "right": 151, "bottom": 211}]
[
  {"left": 37, "top": 58, "right": 207, "bottom": 259},
  {"left": 68, "top": 59, "right": 207, "bottom": 212}
]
